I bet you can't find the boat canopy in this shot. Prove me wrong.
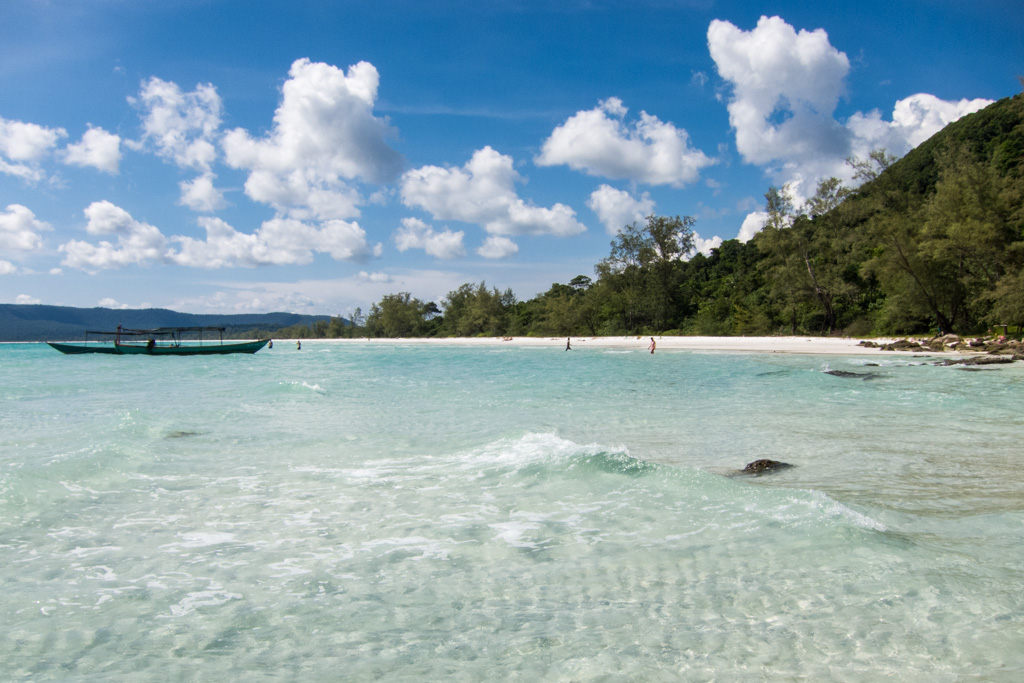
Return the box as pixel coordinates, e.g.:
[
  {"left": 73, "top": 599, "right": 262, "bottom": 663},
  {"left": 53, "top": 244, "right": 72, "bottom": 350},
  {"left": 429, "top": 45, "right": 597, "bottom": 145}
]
[
  {"left": 118, "top": 326, "right": 226, "bottom": 336},
  {"left": 79, "top": 326, "right": 227, "bottom": 336}
]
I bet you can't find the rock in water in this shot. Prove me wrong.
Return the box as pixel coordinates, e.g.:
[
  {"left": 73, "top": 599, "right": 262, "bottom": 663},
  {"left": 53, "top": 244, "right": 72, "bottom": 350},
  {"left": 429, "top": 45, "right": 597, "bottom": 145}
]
[
  {"left": 825, "top": 369, "right": 882, "bottom": 380},
  {"left": 741, "top": 459, "right": 793, "bottom": 474}
]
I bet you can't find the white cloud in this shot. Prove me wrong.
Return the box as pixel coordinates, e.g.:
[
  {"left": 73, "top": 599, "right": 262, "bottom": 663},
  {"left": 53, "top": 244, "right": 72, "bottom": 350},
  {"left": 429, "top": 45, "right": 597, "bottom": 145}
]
[
  {"left": 846, "top": 93, "right": 992, "bottom": 158},
  {"left": 395, "top": 217, "right": 466, "bottom": 260},
  {"left": 586, "top": 184, "right": 656, "bottom": 235},
  {"left": 129, "top": 77, "right": 226, "bottom": 211},
  {"left": 737, "top": 210, "right": 768, "bottom": 243},
  {"left": 222, "top": 58, "right": 403, "bottom": 221},
  {"left": 0, "top": 204, "right": 51, "bottom": 251},
  {"left": 97, "top": 297, "right": 136, "bottom": 309},
  {"left": 0, "top": 117, "right": 67, "bottom": 181},
  {"left": 129, "top": 77, "right": 221, "bottom": 172},
  {"left": 709, "top": 16, "right": 850, "bottom": 169},
  {"left": 709, "top": 15, "right": 993, "bottom": 204},
  {"left": 358, "top": 271, "right": 392, "bottom": 283},
  {"left": 179, "top": 173, "right": 227, "bottom": 212},
  {"left": 63, "top": 125, "right": 122, "bottom": 174},
  {"left": 477, "top": 235, "right": 519, "bottom": 259},
  {"left": 536, "top": 98, "right": 715, "bottom": 187},
  {"left": 171, "top": 215, "right": 381, "bottom": 268},
  {"left": 0, "top": 261, "right": 16, "bottom": 275},
  {"left": 169, "top": 287, "right": 319, "bottom": 315},
  {"left": 15, "top": 294, "right": 40, "bottom": 303},
  {"left": 59, "top": 198, "right": 381, "bottom": 271},
  {"left": 691, "top": 232, "right": 723, "bottom": 256},
  {"left": 60, "top": 200, "right": 170, "bottom": 270},
  {"left": 401, "top": 146, "right": 586, "bottom": 237}
]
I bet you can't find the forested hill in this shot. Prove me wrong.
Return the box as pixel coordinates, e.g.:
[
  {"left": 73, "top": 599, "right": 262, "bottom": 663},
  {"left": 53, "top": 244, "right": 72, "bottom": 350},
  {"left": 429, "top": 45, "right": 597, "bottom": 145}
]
[
  {"left": 0, "top": 305, "right": 332, "bottom": 342},
  {"left": 350, "top": 93, "right": 1024, "bottom": 339}
]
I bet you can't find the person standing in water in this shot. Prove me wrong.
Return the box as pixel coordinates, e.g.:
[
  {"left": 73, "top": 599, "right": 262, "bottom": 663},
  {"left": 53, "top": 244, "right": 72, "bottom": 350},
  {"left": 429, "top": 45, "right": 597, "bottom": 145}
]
[
  {"left": 648, "top": 337, "right": 656, "bottom": 354},
  {"left": 296, "top": 340, "right": 301, "bottom": 350},
  {"left": 566, "top": 337, "right": 572, "bottom": 351}
]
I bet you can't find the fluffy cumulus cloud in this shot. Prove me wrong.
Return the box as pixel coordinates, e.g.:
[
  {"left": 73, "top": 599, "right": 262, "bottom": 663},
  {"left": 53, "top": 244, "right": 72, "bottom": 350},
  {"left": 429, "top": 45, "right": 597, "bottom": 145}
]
[
  {"left": 172, "top": 216, "right": 381, "bottom": 268},
  {"left": 586, "top": 184, "right": 656, "bottom": 235},
  {"left": 709, "top": 15, "right": 993, "bottom": 237},
  {"left": 709, "top": 16, "right": 851, "bottom": 169},
  {"left": 477, "top": 235, "right": 518, "bottom": 259},
  {"left": 394, "top": 217, "right": 466, "bottom": 260},
  {"left": 709, "top": 16, "right": 992, "bottom": 183},
  {"left": 737, "top": 211, "right": 768, "bottom": 243},
  {"left": 63, "top": 125, "right": 122, "bottom": 174},
  {"left": 179, "top": 173, "right": 227, "bottom": 212},
  {"left": 0, "top": 204, "right": 51, "bottom": 252},
  {"left": 401, "top": 146, "right": 585, "bottom": 237},
  {"left": 692, "top": 232, "right": 723, "bottom": 256},
  {"left": 128, "top": 77, "right": 225, "bottom": 210},
  {"left": 222, "top": 58, "right": 403, "bottom": 221},
  {"left": 60, "top": 200, "right": 170, "bottom": 271},
  {"left": 846, "top": 93, "right": 994, "bottom": 159},
  {"left": 59, "top": 199, "right": 382, "bottom": 272},
  {"left": 0, "top": 117, "right": 67, "bottom": 182},
  {"left": 130, "top": 77, "right": 222, "bottom": 172},
  {"left": 536, "top": 98, "right": 715, "bottom": 187}
]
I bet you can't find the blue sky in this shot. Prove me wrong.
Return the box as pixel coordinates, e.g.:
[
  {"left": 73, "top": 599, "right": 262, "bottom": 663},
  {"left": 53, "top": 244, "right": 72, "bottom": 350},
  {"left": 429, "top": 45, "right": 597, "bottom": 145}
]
[{"left": 1, "top": 0, "right": 1021, "bottom": 317}]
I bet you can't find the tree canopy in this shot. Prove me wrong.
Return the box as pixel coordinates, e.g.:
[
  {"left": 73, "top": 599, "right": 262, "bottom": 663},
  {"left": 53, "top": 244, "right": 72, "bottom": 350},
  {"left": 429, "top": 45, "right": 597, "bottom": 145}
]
[{"left": 312, "top": 94, "right": 1024, "bottom": 340}]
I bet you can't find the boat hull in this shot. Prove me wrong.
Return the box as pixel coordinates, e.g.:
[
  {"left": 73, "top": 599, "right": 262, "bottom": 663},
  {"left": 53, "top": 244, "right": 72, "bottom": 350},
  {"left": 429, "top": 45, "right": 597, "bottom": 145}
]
[
  {"left": 47, "top": 342, "right": 121, "bottom": 354},
  {"left": 115, "top": 339, "right": 271, "bottom": 355},
  {"left": 47, "top": 339, "right": 271, "bottom": 355}
]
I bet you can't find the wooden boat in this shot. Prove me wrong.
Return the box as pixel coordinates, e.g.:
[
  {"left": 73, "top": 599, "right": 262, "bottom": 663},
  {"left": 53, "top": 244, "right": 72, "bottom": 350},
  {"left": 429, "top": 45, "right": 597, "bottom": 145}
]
[{"left": 47, "top": 326, "right": 271, "bottom": 355}]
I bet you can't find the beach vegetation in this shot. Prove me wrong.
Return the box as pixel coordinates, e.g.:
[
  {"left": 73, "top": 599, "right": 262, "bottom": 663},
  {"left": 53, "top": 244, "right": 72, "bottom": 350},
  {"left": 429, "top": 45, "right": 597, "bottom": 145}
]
[{"left": 356, "top": 94, "right": 1024, "bottom": 339}]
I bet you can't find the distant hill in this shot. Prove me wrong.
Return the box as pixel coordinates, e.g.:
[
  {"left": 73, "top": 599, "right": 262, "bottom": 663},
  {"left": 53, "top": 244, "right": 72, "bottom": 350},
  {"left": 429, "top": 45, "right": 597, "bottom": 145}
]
[{"left": 0, "top": 305, "right": 334, "bottom": 342}]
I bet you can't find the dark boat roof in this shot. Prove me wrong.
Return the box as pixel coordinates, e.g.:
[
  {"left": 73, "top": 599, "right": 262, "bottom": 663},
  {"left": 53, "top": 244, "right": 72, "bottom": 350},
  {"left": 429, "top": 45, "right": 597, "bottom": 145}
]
[{"left": 84, "top": 326, "right": 227, "bottom": 336}]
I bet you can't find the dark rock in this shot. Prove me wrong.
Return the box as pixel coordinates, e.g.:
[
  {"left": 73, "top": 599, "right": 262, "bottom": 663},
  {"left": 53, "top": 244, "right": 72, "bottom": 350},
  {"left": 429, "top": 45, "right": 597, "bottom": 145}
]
[
  {"left": 166, "top": 430, "right": 202, "bottom": 439},
  {"left": 741, "top": 459, "right": 793, "bottom": 475},
  {"left": 880, "top": 339, "right": 926, "bottom": 352},
  {"left": 934, "top": 355, "right": 1017, "bottom": 367},
  {"left": 825, "top": 369, "right": 882, "bottom": 380}
]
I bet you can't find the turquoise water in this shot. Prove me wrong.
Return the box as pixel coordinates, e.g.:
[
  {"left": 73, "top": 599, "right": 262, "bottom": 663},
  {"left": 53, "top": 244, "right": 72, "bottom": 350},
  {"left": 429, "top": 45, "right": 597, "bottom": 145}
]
[{"left": 2, "top": 341, "right": 1023, "bottom": 680}]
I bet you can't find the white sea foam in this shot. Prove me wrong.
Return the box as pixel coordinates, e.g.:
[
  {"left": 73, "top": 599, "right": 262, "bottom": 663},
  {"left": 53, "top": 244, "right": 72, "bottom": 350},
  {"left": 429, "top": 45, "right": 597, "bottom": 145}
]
[
  {"left": 165, "top": 588, "right": 243, "bottom": 617},
  {"left": 460, "top": 432, "right": 628, "bottom": 470},
  {"left": 161, "top": 531, "right": 236, "bottom": 549}
]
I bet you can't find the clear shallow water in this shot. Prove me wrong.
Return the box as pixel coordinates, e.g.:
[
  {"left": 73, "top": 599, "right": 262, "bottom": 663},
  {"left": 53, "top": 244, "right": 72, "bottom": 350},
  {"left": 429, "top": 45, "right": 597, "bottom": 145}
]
[{"left": 2, "top": 341, "right": 1023, "bottom": 680}]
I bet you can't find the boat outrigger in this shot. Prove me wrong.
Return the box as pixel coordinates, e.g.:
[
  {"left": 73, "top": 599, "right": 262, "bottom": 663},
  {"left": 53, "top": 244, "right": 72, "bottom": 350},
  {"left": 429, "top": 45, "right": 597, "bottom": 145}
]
[{"left": 47, "top": 326, "right": 271, "bottom": 356}]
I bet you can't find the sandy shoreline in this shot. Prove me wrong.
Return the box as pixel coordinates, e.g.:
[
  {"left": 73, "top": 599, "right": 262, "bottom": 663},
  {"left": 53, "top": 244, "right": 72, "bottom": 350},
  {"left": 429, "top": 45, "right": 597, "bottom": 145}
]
[{"left": 290, "top": 335, "right": 931, "bottom": 355}]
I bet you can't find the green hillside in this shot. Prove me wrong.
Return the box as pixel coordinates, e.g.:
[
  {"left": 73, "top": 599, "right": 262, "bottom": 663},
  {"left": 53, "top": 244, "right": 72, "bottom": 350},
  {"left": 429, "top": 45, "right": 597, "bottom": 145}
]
[
  {"left": 0, "top": 305, "right": 334, "bottom": 342},
  {"left": 349, "top": 93, "right": 1024, "bottom": 338}
]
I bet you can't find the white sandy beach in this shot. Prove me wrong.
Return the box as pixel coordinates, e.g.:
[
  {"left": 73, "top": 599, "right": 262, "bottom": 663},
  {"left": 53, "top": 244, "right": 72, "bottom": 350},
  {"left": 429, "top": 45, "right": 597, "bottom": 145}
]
[{"left": 299, "top": 335, "right": 928, "bottom": 355}]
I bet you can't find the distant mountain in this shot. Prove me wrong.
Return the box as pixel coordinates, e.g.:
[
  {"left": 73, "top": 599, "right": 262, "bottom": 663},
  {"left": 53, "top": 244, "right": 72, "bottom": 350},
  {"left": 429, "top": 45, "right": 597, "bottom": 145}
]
[{"left": 0, "top": 305, "right": 334, "bottom": 342}]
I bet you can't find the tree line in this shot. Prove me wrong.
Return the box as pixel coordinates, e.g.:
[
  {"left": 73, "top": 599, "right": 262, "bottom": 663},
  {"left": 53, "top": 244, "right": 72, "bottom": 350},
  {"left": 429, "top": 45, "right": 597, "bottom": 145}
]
[{"left": 277, "top": 94, "right": 1024, "bottom": 340}]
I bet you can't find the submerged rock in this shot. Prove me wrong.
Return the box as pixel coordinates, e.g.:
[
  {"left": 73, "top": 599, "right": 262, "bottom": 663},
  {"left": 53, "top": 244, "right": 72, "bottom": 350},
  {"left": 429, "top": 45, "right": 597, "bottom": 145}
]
[
  {"left": 166, "top": 430, "right": 202, "bottom": 439},
  {"left": 740, "top": 459, "right": 793, "bottom": 475},
  {"left": 825, "top": 369, "right": 882, "bottom": 380}
]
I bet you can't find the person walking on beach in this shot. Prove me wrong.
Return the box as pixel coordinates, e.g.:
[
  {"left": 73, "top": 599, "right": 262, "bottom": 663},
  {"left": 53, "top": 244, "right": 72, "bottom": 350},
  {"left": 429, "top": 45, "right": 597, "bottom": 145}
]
[
  {"left": 648, "top": 337, "right": 656, "bottom": 354},
  {"left": 566, "top": 337, "right": 572, "bottom": 351}
]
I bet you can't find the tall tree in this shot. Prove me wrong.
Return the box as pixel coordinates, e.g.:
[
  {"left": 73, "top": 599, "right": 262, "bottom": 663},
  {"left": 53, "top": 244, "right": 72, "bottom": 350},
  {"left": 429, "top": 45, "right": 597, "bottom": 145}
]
[
  {"left": 366, "top": 292, "right": 433, "bottom": 337},
  {"left": 595, "top": 214, "right": 696, "bottom": 332}
]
